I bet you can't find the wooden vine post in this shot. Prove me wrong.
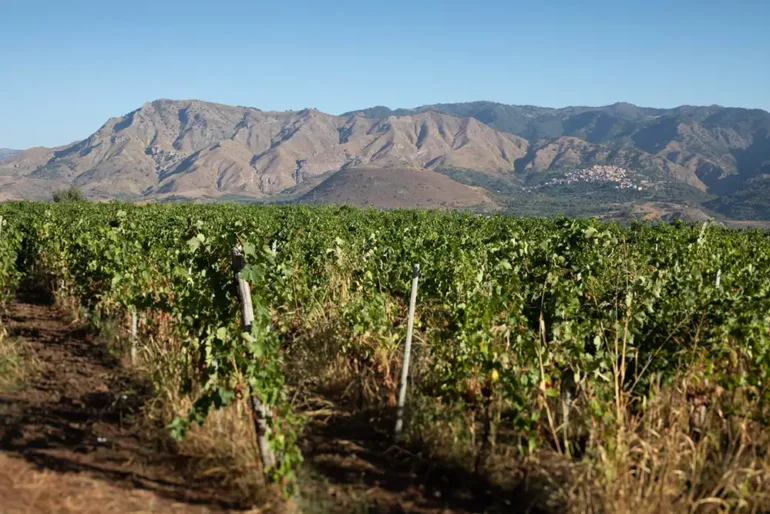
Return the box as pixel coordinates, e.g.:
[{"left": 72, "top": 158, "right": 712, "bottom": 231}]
[
  {"left": 232, "top": 245, "right": 277, "bottom": 475},
  {"left": 130, "top": 309, "right": 138, "bottom": 365},
  {"left": 395, "top": 263, "right": 420, "bottom": 441}
]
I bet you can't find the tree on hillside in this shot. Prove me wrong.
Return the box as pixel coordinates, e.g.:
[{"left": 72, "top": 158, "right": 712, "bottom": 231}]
[{"left": 52, "top": 186, "right": 86, "bottom": 203}]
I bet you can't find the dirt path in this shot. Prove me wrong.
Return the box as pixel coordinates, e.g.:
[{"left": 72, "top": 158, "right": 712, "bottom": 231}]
[
  {"left": 298, "top": 409, "right": 534, "bottom": 514},
  {"left": 0, "top": 288, "right": 528, "bottom": 514},
  {"left": 0, "top": 289, "right": 250, "bottom": 514}
]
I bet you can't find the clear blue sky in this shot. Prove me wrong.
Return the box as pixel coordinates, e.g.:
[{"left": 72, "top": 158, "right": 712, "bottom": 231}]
[{"left": 1, "top": 0, "right": 768, "bottom": 148}]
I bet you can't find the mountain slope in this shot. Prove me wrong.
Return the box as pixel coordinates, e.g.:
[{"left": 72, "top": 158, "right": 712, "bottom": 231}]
[
  {"left": 0, "top": 99, "right": 529, "bottom": 200},
  {"left": 344, "top": 102, "right": 667, "bottom": 141},
  {"left": 300, "top": 167, "right": 496, "bottom": 209},
  {"left": 348, "top": 101, "right": 770, "bottom": 194},
  {"left": 517, "top": 136, "right": 706, "bottom": 190}
]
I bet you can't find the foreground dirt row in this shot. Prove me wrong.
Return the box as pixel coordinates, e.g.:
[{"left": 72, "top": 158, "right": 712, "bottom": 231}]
[{"left": 0, "top": 291, "right": 506, "bottom": 514}]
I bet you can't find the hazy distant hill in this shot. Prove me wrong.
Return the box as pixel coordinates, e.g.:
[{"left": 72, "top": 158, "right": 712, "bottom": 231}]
[{"left": 0, "top": 149, "right": 21, "bottom": 161}]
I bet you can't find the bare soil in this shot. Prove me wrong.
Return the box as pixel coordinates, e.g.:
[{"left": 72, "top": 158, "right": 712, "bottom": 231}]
[
  {"left": 299, "top": 412, "right": 528, "bottom": 514},
  {"left": 0, "top": 288, "right": 249, "bottom": 514}
]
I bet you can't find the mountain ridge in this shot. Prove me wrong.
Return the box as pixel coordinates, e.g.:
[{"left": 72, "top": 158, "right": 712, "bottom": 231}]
[
  {"left": 0, "top": 99, "right": 531, "bottom": 202},
  {"left": 345, "top": 100, "right": 770, "bottom": 196},
  {"left": 2, "top": 98, "right": 770, "bottom": 221}
]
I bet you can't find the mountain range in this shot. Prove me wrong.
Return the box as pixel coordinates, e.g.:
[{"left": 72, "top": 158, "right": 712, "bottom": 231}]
[
  {"left": 2, "top": 99, "right": 769, "bottom": 221},
  {"left": 0, "top": 149, "right": 21, "bottom": 161},
  {"left": 347, "top": 102, "right": 770, "bottom": 193}
]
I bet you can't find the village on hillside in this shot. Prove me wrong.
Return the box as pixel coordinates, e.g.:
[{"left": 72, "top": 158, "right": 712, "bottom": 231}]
[{"left": 541, "top": 165, "right": 646, "bottom": 190}]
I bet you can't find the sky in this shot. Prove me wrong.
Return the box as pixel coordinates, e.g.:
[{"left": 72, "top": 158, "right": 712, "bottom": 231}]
[{"left": 1, "top": 0, "right": 768, "bottom": 149}]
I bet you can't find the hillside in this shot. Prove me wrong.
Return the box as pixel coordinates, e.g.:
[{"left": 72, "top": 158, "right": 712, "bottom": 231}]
[
  {"left": 0, "top": 100, "right": 528, "bottom": 201},
  {"left": 348, "top": 101, "right": 770, "bottom": 199},
  {"left": 515, "top": 136, "right": 706, "bottom": 190},
  {"left": 299, "top": 167, "right": 496, "bottom": 209},
  {"left": 704, "top": 175, "right": 770, "bottom": 220}
]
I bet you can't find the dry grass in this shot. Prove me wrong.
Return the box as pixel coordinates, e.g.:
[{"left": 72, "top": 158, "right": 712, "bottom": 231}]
[
  {"left": 0, "top": 335, "right": 37, "bottom": 392},
  {"left": 397, "top": 347, "right": 770, "bottom": 514},
  {"left": 0, "top": 453, "right": 272, "bottom": 514},
  {"left": 426, "top": 376, "right": 770, "bottom": 514},
  {"left": 0, "top": 454, "right": 181, "bottom": 514},
  {"left": 571, "top": 380, "right": 770, "bottom": 514},
  {"left": 50, "top": 292, "right": 279, "bottom": 508},
  {"left": 134, "top": 309, "right": 280, "bottom": 505},
  {"left": 178, "top": 400, "right": 270, "bottom": 499}
]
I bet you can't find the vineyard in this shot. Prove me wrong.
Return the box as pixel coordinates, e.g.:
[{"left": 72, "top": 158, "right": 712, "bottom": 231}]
[{"left": 1, "top": 202, "right": 770, "bottom": 512}]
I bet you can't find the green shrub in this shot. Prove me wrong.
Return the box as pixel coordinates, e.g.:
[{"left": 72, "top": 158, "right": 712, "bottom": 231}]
[{"left": 52, "top": 186, "right": 86, "bottom": 203}]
